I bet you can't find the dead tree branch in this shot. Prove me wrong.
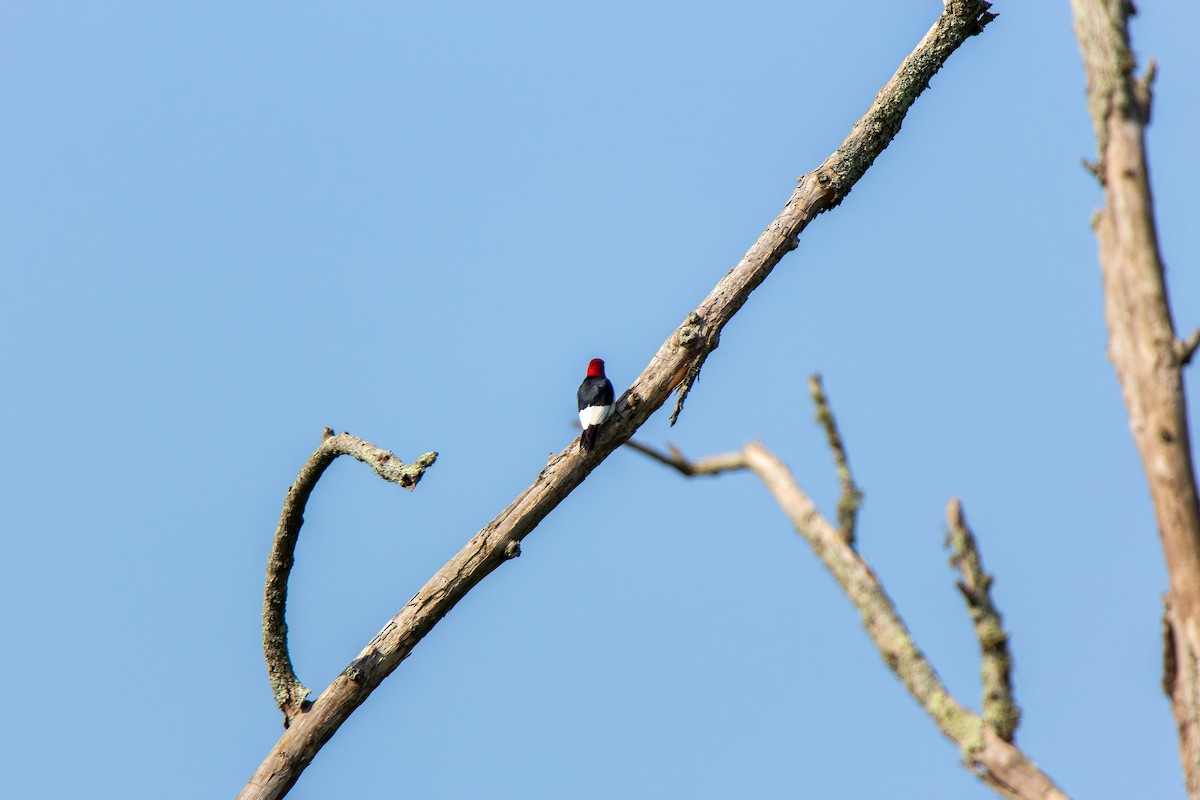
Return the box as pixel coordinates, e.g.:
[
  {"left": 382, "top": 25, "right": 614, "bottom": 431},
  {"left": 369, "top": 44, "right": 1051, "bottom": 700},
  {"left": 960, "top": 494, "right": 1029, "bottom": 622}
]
[
  {"left": 634, "top": 437, "right": 1064, "bottom": 799},
  {"left": 241, "top": 4, "right": 996, "bottom": 797},
  {"left": 742, "top": 443, "right": 1062, "bottom": 799},
  {"left": 809, "top": 374, "right": 863, "bottom": 545},
  {"left": 1070, "top": 3, "right": 1200, "bottom": 794},
  {"left": 621, "top": 438, "right": 746, "bottom": 477},
  {"left": 263, "top": 429, "right": 437, "bottom": 724},
  {"left": 946, "top": 498, "right": 1019, "bottom": 742}
]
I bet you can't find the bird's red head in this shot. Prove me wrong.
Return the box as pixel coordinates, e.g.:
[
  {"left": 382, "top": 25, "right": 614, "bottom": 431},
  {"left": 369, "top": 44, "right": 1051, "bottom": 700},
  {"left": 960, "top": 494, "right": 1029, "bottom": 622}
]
[{"left": 586, "top": 358, "right": 606, "bottom": 378}]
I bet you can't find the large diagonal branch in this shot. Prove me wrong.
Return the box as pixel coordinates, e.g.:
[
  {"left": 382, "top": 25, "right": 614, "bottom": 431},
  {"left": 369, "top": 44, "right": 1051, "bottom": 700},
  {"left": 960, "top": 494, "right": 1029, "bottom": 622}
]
[
  {"left": 239, "top": 4, "right": 996, "bottom": 797},
  {"left": 629, "top": 439, "right": 1064, "bottom": 799},
  {"left": 1070, "top": 3, "right": 1200, "bottom": 794}
]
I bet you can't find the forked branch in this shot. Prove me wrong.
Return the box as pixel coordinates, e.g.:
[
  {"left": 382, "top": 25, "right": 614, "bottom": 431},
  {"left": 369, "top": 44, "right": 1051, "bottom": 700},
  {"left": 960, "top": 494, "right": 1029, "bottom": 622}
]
[
  {"left": 631, "top": 436, "right": 1064, "bottom": 799},
  {"left": 242, "top": 4, "right": 997, "bottom": 797}
]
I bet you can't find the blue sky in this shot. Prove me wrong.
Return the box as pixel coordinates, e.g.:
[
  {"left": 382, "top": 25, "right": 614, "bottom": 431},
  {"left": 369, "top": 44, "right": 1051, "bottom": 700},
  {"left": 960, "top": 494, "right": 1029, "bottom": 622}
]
[{"left": 3, "top": 2, "right": 1198, "bottom": 798}]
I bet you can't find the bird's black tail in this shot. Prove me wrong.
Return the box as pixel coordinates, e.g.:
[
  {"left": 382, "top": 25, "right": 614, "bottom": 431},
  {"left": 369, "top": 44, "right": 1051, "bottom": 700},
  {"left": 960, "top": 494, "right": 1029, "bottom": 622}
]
[{"left": 581, "top": 426, "right": 599, "bottom": 452}]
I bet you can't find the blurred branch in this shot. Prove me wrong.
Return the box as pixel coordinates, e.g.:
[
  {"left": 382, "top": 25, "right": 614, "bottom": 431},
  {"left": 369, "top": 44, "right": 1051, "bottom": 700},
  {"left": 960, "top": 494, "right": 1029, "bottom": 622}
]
[
  {"left": 740, "top": 443, "right": 1062, "bottom": 799},
  {"left": 946, "top": 498, "right": 1018, "bottom": 742},
  {"left": 241, "top": 3, "right": 997, "bottom": 797},
  {"left": 1176, "top": 329, "right": 1200, "bottom": 366},
  {"left": 643, "top": 440, "right": 1065, "bottom": 799},
  {"left": 1071, "top": 2, "right": 1200, "bottom": 793},
  {"left": 263, "top": 429, "right": 437, "bottom": 724},
  {"left": 622, "top": 438, "right": 747, "bottom": 476},
  {"left": 809, "top": 374, "right": 863, "bottom": 545}
]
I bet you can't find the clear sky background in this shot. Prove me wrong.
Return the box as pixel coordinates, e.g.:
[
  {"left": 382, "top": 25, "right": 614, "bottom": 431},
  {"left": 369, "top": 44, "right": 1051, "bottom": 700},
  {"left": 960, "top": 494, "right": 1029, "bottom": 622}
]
[{"left": 3, "top": 2, "right": 1198, "bottom": 798}]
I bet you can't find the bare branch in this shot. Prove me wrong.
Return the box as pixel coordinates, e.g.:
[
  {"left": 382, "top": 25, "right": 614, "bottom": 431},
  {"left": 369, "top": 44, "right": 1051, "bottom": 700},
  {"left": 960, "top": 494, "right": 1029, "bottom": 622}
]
[
  {"left": 1071, "top": 2, "right": 1200, "bottom": 791},
  {"left": 241, "top": 4, "right": 997, "bottom": 796},
  {"left": 644, "top": 442, "right": 1066, "bottom": 799},
  {"left": 740, "top": 443, "right": 1063, "bottom": 798},
  {"left": 809, "top": 374, "right": 863, "bottom": 545},
  {"left": 741, "top": 443, "right": 940, "bottom": 709},
  {"left": 946, "top": 498, "right": 1019, "bottom": 742},
  {"left": 622, "top": 437, "right": 746, "bottom": 477},
  {"left": 263, "top": 429, "right": 437, "bottom": 724}
]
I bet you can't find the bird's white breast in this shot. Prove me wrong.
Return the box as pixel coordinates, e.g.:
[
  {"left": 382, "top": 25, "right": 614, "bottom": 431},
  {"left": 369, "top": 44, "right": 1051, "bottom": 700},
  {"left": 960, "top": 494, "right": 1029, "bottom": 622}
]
[{"left": 579, "top": 404, "right": 613, "bottom": 429}]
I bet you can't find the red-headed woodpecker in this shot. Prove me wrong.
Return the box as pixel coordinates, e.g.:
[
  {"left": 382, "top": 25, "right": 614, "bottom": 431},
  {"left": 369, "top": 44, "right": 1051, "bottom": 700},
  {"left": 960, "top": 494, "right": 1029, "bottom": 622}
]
[{"left": 577, "top": 358, "right": 615, "bottom": 452}]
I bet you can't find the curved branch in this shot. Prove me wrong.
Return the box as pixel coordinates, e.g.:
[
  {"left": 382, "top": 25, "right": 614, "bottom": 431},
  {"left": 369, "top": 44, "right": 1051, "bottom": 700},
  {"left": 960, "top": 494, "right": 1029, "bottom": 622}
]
[
  {"left": 240, "top": 4, "right": 996, "bottom": 797},
  {"left": 263, "top": 429, "right": 437, "bottom": 724},
  {"left": 1071, "top": 2, "right": 1200, "bottom": 792}
]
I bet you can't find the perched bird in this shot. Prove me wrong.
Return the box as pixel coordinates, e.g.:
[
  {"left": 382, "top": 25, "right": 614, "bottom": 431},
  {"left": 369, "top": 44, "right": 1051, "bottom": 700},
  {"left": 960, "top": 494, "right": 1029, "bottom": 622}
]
[{"left": 577, "top": 358, "right": 615, "bottom": 452}]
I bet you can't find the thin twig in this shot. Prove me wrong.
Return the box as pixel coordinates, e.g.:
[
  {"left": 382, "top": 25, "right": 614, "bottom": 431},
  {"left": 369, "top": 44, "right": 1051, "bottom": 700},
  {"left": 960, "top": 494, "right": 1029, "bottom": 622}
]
[
  {"left": 946, "top": 498, "right": 1019, "bottom": 742},
  {"left": 809, "top": 374, "right": 863, "bottom": 545},
  {"left": 622, "top": 438, "right": 747, "bottom": 476},
  {"left": 263, "top": 429, "right": 437, "bottom": 724}
]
